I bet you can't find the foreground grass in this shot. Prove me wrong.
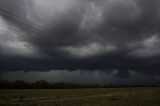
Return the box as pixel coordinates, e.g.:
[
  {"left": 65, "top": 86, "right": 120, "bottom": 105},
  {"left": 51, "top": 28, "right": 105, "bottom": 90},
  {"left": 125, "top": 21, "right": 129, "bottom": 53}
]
[{"left": 0, "top": 87, "right": 160, "bottom": 106}]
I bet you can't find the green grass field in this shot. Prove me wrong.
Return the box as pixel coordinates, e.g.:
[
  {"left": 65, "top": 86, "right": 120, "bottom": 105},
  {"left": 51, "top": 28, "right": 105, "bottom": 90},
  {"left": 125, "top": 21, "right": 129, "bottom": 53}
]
[{"left": 0, "top": 87, "right": 160, "bottom": 106}]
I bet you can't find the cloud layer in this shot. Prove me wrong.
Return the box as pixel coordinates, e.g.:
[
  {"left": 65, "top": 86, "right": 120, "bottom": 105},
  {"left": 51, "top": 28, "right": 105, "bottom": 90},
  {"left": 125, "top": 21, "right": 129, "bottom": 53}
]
[{"left": 0, "top": 0, "right": 160, "bottom": 78}]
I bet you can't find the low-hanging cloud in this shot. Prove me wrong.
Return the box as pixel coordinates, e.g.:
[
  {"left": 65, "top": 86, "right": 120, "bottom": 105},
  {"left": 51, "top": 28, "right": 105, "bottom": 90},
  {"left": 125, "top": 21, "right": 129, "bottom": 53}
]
[{"left": 0, "top": 0, "right": 160, "bottom": 79}]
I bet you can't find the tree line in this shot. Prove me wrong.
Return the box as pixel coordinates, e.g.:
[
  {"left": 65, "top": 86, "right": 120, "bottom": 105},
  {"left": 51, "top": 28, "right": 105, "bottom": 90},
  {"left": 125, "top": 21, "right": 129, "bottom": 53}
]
[{"left": 0, "top": 79, "right": 159, "bottom": 89}]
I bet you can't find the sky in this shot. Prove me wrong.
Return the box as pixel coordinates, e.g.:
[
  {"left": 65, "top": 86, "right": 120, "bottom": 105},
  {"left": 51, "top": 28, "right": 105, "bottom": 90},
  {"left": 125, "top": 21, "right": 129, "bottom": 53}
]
[{"left": 0, "top": 0, "right": 160, "bottom": 84}]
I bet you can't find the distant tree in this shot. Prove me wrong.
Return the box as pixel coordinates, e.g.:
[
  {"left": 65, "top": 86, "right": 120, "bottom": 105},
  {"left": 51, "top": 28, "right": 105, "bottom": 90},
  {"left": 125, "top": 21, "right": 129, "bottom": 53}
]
[
  {"left": 0, "top": 80, "right": 13, "bottom": 89},
  {"left": 33, "top": 80, "right": 51, "bottom": 89},
  {"left": 14, "top": 80, "right": 27, "bottom": 89},
  {"left": 0, "top": 79, "right": 159, "bottom": 89}
]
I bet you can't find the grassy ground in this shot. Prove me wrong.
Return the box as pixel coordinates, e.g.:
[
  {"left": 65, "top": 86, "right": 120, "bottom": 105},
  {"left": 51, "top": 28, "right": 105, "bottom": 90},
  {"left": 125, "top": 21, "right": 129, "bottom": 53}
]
[{"left": 0, "top": 87, "right": 160, "bottom": 106}]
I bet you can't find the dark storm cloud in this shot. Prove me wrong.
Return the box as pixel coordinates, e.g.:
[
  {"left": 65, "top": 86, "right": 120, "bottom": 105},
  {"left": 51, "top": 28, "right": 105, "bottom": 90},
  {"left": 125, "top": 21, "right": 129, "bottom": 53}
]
[
  {"left": 0, "top": 0, "right": 160, "bottom": 78},
  {"left": 0, "top": 0, "right": 27, "bottom": 16}
]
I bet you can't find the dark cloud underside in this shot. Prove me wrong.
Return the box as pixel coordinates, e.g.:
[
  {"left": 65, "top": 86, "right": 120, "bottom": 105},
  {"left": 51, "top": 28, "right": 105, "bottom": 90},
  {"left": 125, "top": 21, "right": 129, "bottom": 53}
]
[{"left": 0, "top": 0, "right": 160, "bottom": 78}]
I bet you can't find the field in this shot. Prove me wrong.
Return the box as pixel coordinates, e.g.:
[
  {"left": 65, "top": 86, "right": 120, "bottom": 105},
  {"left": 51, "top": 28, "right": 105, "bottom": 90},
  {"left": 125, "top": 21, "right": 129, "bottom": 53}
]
[{"left": 0, "top": 87, "right": 160, "bottom": 106}]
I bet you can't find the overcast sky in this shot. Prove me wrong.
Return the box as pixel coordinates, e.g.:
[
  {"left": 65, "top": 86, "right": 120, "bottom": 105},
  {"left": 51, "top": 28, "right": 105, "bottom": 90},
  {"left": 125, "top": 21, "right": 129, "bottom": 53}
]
[{"left": 0, "top": 0, "right": 160, "bottom": 83}]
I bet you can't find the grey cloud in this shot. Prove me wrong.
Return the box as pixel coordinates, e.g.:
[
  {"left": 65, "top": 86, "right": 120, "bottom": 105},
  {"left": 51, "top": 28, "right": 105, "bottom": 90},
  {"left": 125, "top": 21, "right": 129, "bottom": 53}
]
[
  {"left": 128, "top": 35, "right": 160, "bottom": 57},
  {"left": 0, "top": 0, "right": 160, "bottom": 79}
]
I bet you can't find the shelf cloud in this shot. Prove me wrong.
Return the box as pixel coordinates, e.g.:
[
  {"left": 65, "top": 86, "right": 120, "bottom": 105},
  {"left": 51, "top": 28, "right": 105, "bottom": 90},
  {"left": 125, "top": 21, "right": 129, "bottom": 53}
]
[{"left": 0, "top": 0, "right": 160, "bottom": 79}]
